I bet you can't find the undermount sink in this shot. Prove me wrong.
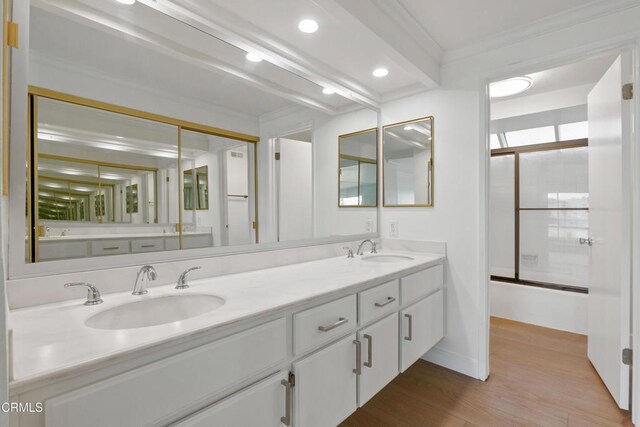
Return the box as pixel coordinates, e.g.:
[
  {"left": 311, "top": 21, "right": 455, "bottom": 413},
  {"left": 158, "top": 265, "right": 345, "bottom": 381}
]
[
  {"left": 361, "top": 254, "right": 414, "bottom": 263},
  {"left": 85, "top": 294, "right": 225, "bottom": 330}
]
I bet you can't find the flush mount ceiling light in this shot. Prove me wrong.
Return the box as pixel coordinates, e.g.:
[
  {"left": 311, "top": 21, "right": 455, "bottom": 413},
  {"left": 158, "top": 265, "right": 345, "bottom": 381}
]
[
  {"left": 115, "top": 0, "right": 136, "bottom": 5},
  {"left": 372, "top": 67, "right": 389, "bottom": 78},
  {"left": 245, "top": 53, "right": 263, "bottom": 63},
  {"left": 490, "top": 76, "right": 533, "bottom": 98},
  {"left": 322, "top": 88, "right": 335, "bottom": 95},
  {"left": 298, "top": 19, "right": 319, "bottom": 33}
]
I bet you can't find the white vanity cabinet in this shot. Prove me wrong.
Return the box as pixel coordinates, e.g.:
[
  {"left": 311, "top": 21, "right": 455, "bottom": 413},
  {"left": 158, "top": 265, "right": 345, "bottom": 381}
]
[
  {"left": 44, "top": 319, "right": 287, "bottom": 427},
  {"left": 357, "top": 313, "right": 399, "bottom": 406},
  {"left": 400, "top": 289, "right": 444, "bottom": 372},
  {"left": 173, "top": 371, "right": 289, "bottom": 427},
  {"left": 18, "top": 260, "right": 445, "bottom": 427},
  {"left": 293, "top": 334, "right": 359, "bottom": 427}
]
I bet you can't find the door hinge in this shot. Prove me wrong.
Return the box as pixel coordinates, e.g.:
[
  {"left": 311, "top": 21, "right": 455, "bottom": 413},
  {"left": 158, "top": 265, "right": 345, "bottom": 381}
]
[
  {"left": 275, "top": 152, "right": 281, "bottom": 160},
  {"left": 6, "top": 22, "right": 19, "bottom": 48},
  {"left": 252, "top": 221, "right": 257, "bottom": 230},
  {"left": 622, "top": 348, "right": 632, "bottom": 366},
  {"left": 288, "top": 372, "right": 295, "bottom": 386},
  {"left": 622, "top": 83, "right": 633, "bottom": 100}
]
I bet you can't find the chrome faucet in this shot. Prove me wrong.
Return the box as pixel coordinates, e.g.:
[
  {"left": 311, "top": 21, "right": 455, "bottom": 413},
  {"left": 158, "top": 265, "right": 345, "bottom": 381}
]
[
  {"left": 133, "top": 265, "right": 157, "bottom": 295},
  {"left": 343, "top": 247, "right": 354, "bottom": 258},
  {"left": 65, "top": 282, "right": 103, "bottom": 305},
  {"left": 356, "top": 239, "right": 377, "bottom": 255},
  {"left": 176, "top": 266, "right": 202, "bottom": 290}
]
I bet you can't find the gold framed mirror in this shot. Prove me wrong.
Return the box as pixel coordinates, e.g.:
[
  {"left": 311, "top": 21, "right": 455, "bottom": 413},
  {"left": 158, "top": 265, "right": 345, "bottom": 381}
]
[
  {"left": 382, "top": 116, "right": 434, "bottom": 207},
  {"left": 338, "top": 128, "right": 378, "bottom": 207}
]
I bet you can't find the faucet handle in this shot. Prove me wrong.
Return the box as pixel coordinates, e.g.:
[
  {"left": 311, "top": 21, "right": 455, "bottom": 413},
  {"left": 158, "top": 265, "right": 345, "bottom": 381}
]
[
  {"left": 65, "top": 282, "right": 103, "bottom": 306},
  {"left": 176, "top": 266, "right": 202, "bottom": 289},
  {"left": 343, "top": 247, "right": 354, "bottom": 258},
  {"left": 371, "top": 242, "right": 377, "bottom": 254}
]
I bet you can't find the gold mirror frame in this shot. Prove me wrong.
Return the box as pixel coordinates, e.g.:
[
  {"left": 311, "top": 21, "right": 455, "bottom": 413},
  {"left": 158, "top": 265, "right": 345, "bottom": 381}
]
[
  {"left": 382, "top": 116, "right": 434, "bottom": 208},
  {"left": 338, "top": 127, "right": 378, "bottom": 208},
  {"left": 27, "top": 86, "right": 260, "bottom": 262}
]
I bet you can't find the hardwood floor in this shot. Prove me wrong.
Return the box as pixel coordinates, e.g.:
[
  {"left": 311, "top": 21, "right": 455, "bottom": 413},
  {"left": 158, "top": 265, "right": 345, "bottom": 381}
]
[{"left": 341, "top": 317, "right": 632, "bottom": 427}]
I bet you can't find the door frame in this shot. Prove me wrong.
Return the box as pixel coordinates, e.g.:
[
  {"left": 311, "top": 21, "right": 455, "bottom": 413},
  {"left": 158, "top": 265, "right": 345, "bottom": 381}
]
[{"left": 479, "top": 41, "right": 640, "bottom": 419}]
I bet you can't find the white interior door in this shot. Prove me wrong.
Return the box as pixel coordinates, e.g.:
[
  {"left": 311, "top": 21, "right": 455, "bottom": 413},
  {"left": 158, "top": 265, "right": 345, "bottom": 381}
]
[
  {"left": 587, "top": 53, "right": 632, "bottom": 410},
  {"left": 276, "top": 138, "right": 312, "bottom": 241}
]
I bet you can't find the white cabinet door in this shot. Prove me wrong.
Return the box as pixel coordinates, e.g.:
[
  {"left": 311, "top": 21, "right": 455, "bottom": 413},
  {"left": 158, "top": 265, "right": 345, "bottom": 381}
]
[
  {"left": 358, "top": 313, "right": 399, "bottom": 406},
  {"left": 174, "top": 372, "right": 288, "bottom": 427},
  {"left": 400, "top": 290, "right": 444, "bottom": 372},
  {"left": 294, "top": 334, "right": 358, "bottom": 427}
]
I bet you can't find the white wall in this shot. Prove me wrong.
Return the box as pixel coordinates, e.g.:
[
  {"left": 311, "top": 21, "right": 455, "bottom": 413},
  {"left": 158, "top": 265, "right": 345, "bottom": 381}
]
[
  {"left": 379, "top": 89, "right": 481, "bottom": 378},
  {"left": 491, "top": 281, "right": 588, "bottom": 334}
]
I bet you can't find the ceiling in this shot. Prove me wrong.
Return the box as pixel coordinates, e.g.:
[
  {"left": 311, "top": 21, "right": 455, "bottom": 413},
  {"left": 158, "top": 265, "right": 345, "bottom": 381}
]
[
  {"left": 397, "top": 0, "right": 595, "bottom": 51},
  {"left": 491, "top": 52, "right": 618, "bottom": 103},
  {"left": 30, "top": 0, "right": 634, "bottom": 119}
]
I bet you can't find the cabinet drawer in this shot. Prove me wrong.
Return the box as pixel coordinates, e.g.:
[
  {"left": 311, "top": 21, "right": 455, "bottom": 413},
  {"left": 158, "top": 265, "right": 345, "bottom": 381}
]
[
  {"left": 400, "top": 289, "right": 444, "bottom": 372},
  {"left": 359, "top": 280, "right": 399, "bottom": 325},
  {"left": 165, "top": 237, "right": 180, "bottom": 251},
  {"left": 39, "top": 241, "right": 89, "bottom": 260},
  {"left": 45, "top": 318, "right": 287, "bottom": 427},
  {"left": 90, "top": 240, "right": 130, "bottom": 256},
  {"left": 182, "top": 234, "right": 213, "bottom": 249},
  {"left": 174, "top": 371, "right": 288, "bottom": 427},
  {"left": 293, "top": 294, "right": 357, "bottom": 355},
  {"left": 401, "top": 264, "right": 443, "bottom": 305},
  {"left": 131, "top": 238, "right": 164, "bottom": 253}
]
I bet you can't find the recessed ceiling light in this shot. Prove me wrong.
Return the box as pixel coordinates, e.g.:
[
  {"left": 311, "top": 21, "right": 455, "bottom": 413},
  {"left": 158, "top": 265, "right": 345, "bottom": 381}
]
[
  {"left": 490, "top": 77, "right": 533, "bottom": 98},
  {"left": 372, "top": 68, "right": 389, "bottom": 78},
  {"left": 322, "top": 88, "right": 335, "bottom": 95},
  {"left": 115, "top": 0, "right": 136, "bottom": 5},
  {"left": 298, "top": 19, "right": 318, "bottom": 33},
  {"left": 245, "top": 53, "right": 263, "bottom": 63}
]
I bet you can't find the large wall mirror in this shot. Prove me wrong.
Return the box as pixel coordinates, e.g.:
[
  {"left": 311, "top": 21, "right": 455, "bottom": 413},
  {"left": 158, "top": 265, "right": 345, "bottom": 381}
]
[
  {"left": 13, "top": 0, "right": 378, "bottom": 270},
  {"left": 339, "top": 128, "right": 377, "bottom": 207},
  {"left": 383, "top": 117, "right": 434, "bottom": 207}
]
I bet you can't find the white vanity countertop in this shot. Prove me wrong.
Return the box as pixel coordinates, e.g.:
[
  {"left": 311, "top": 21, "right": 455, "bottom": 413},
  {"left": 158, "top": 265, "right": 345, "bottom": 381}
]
[
  {"left": 38, "top": 231, "right": 211, "bottom": 242},
  {"left": 9, "top": 250, "right": 444, "bottom": 392}
]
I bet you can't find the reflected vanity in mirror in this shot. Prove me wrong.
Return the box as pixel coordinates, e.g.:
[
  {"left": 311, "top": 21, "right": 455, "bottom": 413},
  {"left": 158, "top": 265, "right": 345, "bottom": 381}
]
[
  {"left": 339, "top": 128, "right": 377, "bottom": 207},
  {"left": 383, "top": 117, "right": 434, "bottom": 207},
  {"left": 17, "top": 0, "right": 378, "bottom": 269}
]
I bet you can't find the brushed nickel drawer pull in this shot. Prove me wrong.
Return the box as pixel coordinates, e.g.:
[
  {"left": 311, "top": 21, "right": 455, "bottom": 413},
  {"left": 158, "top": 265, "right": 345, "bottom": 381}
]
[
  {"left": 404, "top": 314, "right": 413, "bottom": 341},
  {"left": 318, "top": 317, "right": 348, "bottom": 332},
  {"left": 103, "top": 247, "right": 120, "bottom": 250},
  {"left": 353, "top": 339, "right": 362, "bottom": 375},
  {"left": 374, "top": 296, "right": 396, "bottom": 307},
  {"left": 364, "top": 334, "right": 373, "bottom": 368},
  {"left": 140, "top": 244, "right": 156, "bottom": 248},
  {"left": 280, "top": 376, "right": 293, "bottom": 426}
]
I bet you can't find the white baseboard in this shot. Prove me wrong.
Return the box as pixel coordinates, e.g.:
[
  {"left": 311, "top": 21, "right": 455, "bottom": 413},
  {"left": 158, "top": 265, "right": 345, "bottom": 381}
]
[{"left": 421, "top": 345, "right": 480, "bottom": 379}]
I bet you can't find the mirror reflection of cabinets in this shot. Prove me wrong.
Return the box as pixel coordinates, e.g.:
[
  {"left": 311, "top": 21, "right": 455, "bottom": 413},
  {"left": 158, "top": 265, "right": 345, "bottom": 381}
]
[
  {"left": 383, "top": 117, "right": 434, "bottom": 207},
  {"left": 27, "top": 88, "right": 258, "bottom": 263},
  {"left": 338, "top": 128, "right": 378, "bottom": 207},
  {"left": 14, "top": 0, "right": 380, "bottom": 271}
]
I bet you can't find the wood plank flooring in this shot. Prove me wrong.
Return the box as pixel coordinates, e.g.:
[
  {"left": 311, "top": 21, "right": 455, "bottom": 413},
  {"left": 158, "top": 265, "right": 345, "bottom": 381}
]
[{"left": 341, "top": 317, "right": 632, "bottom": 426}]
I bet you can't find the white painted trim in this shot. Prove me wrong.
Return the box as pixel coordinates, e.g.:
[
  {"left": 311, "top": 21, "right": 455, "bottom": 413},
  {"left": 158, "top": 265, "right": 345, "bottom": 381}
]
[
  {"left": 443, "top": 0, "right": 639, "bottom": 64},
  {"left": 422, "top": 346, "right": 479, "bottom": 379},
  {"left": 478, "top": 76, "right": 490, "bottom": 381}
]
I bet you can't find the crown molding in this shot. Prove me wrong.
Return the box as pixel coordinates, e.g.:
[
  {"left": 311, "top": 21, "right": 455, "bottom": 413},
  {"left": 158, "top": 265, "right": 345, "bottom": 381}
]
[{"left": 443, "top": 0, "right": 640, "bottom": 64}]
